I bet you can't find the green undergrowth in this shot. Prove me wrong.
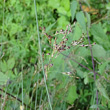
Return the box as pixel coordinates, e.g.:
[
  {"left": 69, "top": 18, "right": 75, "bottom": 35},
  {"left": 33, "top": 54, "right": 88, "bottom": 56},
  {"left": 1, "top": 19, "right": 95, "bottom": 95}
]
[{"left": 0, "top": 0, "right": 110, "bottom": 110}]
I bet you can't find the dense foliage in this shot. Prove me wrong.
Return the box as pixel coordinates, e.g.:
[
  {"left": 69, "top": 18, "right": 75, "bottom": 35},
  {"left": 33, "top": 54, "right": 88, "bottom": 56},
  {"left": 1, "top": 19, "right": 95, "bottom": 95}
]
[{"left": 0, "top": 0, "right": 110, "bottom": 110}]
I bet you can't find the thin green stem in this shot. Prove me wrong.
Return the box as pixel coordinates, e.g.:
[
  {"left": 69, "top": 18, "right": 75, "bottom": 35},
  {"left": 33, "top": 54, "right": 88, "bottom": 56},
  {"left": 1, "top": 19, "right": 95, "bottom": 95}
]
[
  {"left": 1, "top": 0, "right": 5, "bottom": 58},
  {"left": 79, "top": 1, "right": 98, "bottom": 109},
  {"left": 1, "top": 1, "right": 5, "bottom": 109},
  {"left": 34, "top": 0, "right": 52, "bottom": 110},
  {"left": 21, "top": 66, "right": 24, "bottom": 110}
]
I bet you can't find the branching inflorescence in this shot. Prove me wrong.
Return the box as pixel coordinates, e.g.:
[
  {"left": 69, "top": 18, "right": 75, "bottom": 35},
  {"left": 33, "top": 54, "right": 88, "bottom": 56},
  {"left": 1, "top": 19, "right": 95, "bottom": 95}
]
[{"left": 40, "top": 23, "right": 96, "bottom": 59}]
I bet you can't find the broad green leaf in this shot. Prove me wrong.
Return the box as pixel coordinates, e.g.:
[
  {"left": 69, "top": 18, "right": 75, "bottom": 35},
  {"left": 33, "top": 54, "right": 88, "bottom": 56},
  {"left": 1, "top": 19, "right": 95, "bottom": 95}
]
[
  {"left": 10, "top": 0, "right": 16, "bottom": 6},
  {"left": 106, "top": 50, "right": 110, "bottom": 61},
  {"left": 101, "top": 95, "right": 110, "bottom": 108},
  {"left": 9, "top": 23, "right": 23, "bottom": 36},
  {"left": 73, "top": 23, "right": 82, "bottom": 40},
  {"left": 45, "top": 22, "right": 56, "bottom": 32},
  {"left": 68, "top": 47, "right": 89, "bottom": 68},
  {"left": 6, "top": 70, "right": 15, "bottom": 79},
  {"left": 66, "top": 85, "right": 78, "bottom": 104},
  {"left": 48, "top": 55, "right": 68, "bottom": 80},
  {"left": 91, "top": 24, "right": 110, "bottom": 49},
  {"left": 0, "top": 61, "right": 8, "bottom": 72},
  {"left": 76, "top": 69, "right": 84, "bottom": 78},
  {"left": 57, "top": 16, "right": 69, "bottom": 29},
  {"left": 0, "top": 72, "right": 9, "bottom": 85},
  {"left": 7, "top": 58, "right": 15, "bottom": 69},
  {"left": 106, "top": 3, "right": 110, "bottom": 10},
  {"left": 57, "top": 7, "right": 67, "bottom": 15},
  {"left": 84, "top": 72, "right": 89, "bottom": 84},
  {"left": 99, "top": 61, "right": 109, "bottom": 74},
  {"left": 48, "top": 0, "right": 60, "bottom": 9},
  {"left": 76, "top": 11, "right": 86, "bottom": 33},
  {"left": 86, "top": 12, "right": 91, "bottom": 30},
  {"left": 92, "top": 44, "right": 106, "bottom": 58},
  {"left": 83, "top": 0, "right": 90, "bottom": 7},
  {"left": 91, "top": 24, "right": 107, "bottom": 38},
  {"left": 96, "top": 80, "right": 109, "bottom": 101},
  {"left": 61, "top": 0, "right": 70, "bottom": 11},
  {"left": 90, "top": 104, "right": 107, "bottom": 109},
  {"left": 84, "top": 76, "right": 89, "bottom": 85},
  {"left": 70, "top": 0, "right": 77, "bottom": 21},
  {"left": 75, "top": 46, "right": 90, "bottom": 57}
]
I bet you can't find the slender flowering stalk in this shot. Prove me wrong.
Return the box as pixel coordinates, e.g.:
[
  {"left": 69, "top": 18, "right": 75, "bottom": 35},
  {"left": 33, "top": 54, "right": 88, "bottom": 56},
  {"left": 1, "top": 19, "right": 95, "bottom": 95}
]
[
  {"left": 34, "top": 0, "right": 52, "bottom": 109},
  {"left": 79, "top": 1, "right": 98, "bottom": 108}
]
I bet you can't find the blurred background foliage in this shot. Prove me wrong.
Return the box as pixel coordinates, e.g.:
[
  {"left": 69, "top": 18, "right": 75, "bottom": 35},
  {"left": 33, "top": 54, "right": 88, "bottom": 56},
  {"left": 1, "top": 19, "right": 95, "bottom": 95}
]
[{"left": 0, "top": 0, "right": 110, "bottom": 110}]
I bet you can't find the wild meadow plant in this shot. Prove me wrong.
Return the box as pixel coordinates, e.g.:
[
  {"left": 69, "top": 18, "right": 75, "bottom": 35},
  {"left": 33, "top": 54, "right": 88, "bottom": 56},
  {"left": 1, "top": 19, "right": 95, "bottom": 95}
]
[{"left": 0, "top": 0, "right": 110, "bottom": 110}]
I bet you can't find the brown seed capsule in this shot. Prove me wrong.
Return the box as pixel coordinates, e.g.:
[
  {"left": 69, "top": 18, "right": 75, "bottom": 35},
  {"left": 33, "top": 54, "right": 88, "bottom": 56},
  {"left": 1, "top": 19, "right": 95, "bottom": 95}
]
[
  {"left": 46, "top": 53, "right": 50, "bottom": 55},
  {"left": 69, "top": 30, "right": 72, "bottom": 33},
  {"left": 93, "top": 42, "right": 96, "bottom": 45},
  {"left": 64, "top": 38, "right": 68, "bottom": 41},
  {"left": 67, "top": 46, "right": 70, "bottom": 49},
  {"left": 60, "top": 29, "right": 64, "bottom": 32},
  {"left": 49, "top": 64, "right": 53, "bottom": 67},
  {"left": 48, "top": 35, "right": 52, "bottom": 39},
  {"left": 55, "top": 44, "right": 58, "bottom": 49},
  {"left": 55, "top": 31, "right": 59, "bottom": 34},
  {"left": 62, "top": 45, "right": 66, "bottom": 48},
  {"left": 43, "top": 27, "right": 46, "bottom": 30},
  {"left": 62, "top": 31, "right": 65, "bottom": 34},
  {"left": 67, "top": 72, "right": 72, "bottom": 75},
  {"left": 60, "top": 41, "right": 65, "bottom": 44}
]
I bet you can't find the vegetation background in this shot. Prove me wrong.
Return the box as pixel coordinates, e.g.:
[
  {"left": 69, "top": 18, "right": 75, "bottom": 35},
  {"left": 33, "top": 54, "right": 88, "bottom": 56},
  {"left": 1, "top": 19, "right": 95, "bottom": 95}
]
[{"left": 0, "top": 0, "right": 110, "bottom": 110}]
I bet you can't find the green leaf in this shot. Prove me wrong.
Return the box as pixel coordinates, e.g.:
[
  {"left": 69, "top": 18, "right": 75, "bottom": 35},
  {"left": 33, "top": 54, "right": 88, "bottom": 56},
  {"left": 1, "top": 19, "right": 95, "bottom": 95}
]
[
  {"left": 73, "top": 23, "right": 82, "bottom": 40},
  {"left": 91, "top": 24, "right": 110, "bottom": 49},
  {"left": 66, "top": 85, "right": 78, "bottom": 104},
  {"left": 90, "top": 104, "right": 107, "bottom": 109},
  {"left": 48, "top": 55, "right": 66, "bottom": 80},
  {"left": 84, "top": 72, "right": 89, "bottom": 84},
  {"left": 48, "top": 0, "right": 60, "bottom": 9},
  {"left": 92, "top": 44, "right": 106, "bottom": 58},
  {"left": 96, "top": 80, "right": 109, "bottom": 101},
  {"left": 68, "top": 47, "right": 89, "bottom": 68},
  {"left": 0, "top": 61, "right": 8, "bottom": 72},
  {"left": 99, "top": 61, "right": 109, "bottom": 74},
  {"left": 70, "top": 0, "right": 77, "bottom": 21},
  {"left": 91, "top": 24, "right": 107, "bottom": 38},
  {"left": 83, "top": 0, "right": 90, "bottom": 7},
  {"left": 75, "top": 46, "right": 89, "bottom": 57},
  {"left": 6, "top": 70, "right": 15, "bottom": 79},
  {"left": 57, "top": 16, "right": 69, "bottom": 28},
  {"left": 9, "top": 23, "right": 23, "bottom": 36},
  {"left": 45, "top": 22, "right": 56, "bottom": 32},
  {"left": 57, "top": 7, "right": 67, "bottom": 15},
  {"left": 0, "top": 72, "right": 9, "bottom": 85},
  {"left": 76, "top": 70, "right": 84, "bottom": 78},
  {"left": 86, "top": 12, "right": 91, "bottom": 30},
  {"left": 76, "top": 11, "right": 86, "bottom": 33},
  {"left": 10, "top": 0, "right": 16, "bottom": 6},
  {"left": 106, "top": 3, "right": 110, "bottom": 10},
  {"left": 7, "top": 58, "right": 15, "bottom": 70},
  {"left": 61, "top": 0, "right": 70, "bottom": 11}
]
